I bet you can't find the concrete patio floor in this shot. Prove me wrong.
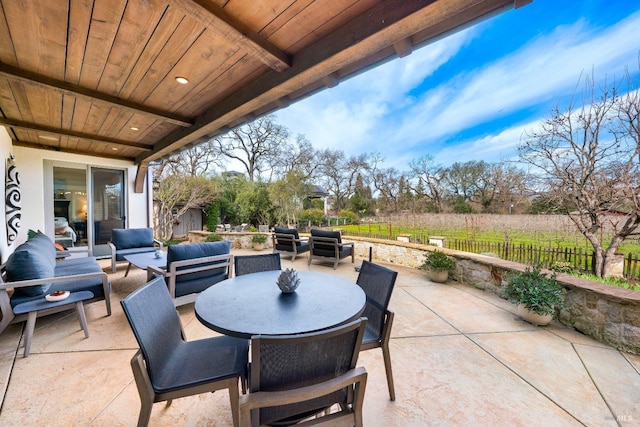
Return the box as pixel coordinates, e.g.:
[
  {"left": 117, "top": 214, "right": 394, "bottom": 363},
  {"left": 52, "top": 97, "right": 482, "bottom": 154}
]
[{"left": 1, "top": 249, "right": 640, "bottom": 426}]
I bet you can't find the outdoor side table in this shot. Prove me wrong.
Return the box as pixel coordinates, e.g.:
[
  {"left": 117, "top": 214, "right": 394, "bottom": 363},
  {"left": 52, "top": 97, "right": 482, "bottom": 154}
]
[{"left": 13, "top": 290, "right": 94, "bottom": 357}]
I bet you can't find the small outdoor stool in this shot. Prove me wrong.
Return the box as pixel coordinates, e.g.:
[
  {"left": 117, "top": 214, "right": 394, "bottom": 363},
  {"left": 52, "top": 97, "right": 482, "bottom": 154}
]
[{"left": 12, "top": 290, "right": 93, "bottom": 357}]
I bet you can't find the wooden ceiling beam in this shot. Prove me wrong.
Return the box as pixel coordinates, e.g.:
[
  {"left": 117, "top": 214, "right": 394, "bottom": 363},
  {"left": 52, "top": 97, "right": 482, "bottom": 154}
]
[
  {"left": 171, "top": 0, "right": 291, "bottom": 72},
  {"left": 0, "top": 63, "right": 193, "bottom": 127},
  {"left": 0, "top": 117, "right": 153, "bottom": 151}
]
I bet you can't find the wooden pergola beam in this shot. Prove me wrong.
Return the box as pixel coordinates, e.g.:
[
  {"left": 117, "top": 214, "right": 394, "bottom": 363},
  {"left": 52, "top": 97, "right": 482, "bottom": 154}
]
[
  {"left": 0, "top": 63, "right": 193, "bottom": 127},
  {"left": 171, "top": 0, "right": 291, "bottom": 72}
]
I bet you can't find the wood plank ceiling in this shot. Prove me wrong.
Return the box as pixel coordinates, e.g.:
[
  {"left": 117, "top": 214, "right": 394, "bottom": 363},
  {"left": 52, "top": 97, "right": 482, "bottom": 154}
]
[{"left": 0, "top": 0, "right": 531, "bottom": 191}]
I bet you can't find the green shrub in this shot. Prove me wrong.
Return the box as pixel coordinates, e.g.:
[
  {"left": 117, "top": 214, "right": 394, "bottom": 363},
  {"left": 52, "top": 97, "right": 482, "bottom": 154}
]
[
  {"left": 204, "top": 233, "right": 223, "bottom": 242},
  {"left": 419, "top": 250, "right": 456, "bottom": 272},
  {"left": 338, "top": 209, "right": 359, "bottom": 225},
  {"left": 299, "top": 208, "right": 326, "bottom": 226},
  {"left": 504, "top": 266, "right": 565, "bottom": 316},
  {"left": 251, "top": 234, "right": 268, "bottom": 244}
]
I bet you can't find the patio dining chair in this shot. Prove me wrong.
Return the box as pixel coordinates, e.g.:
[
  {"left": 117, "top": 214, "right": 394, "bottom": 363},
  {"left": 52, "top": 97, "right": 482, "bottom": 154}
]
[
  {"left": 356, "top": 260, "right": 398, "bottom": 401},
  {"left": 121, "top": 276, "right": 248, "bottom": 427},
  {"left": 239, "top": 318, "right": 368, "bottom": 426},
  {"left": 234, "top": 253, "right": 281, "bottom": 276}
]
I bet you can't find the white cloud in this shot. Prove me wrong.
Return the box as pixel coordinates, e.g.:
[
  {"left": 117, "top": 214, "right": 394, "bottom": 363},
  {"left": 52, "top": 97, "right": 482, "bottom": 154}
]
[
  {"left": 276, "top": 7, "right": 640, "bottom": 170},
  {"left": 276, "top": 27, "right": 476, "bottom": 152}
]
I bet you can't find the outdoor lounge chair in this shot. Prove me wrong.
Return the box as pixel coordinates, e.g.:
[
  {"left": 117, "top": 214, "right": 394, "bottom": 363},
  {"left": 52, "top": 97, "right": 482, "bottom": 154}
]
[
  {"left": 121, "top": 276, "right": 248, "bottom": 427},
  {"left": 234, "top": 253, "right": 281, "bottom": 276},
  {"left": 108, "top": 228, "right": 163, "bottom": 274},
  {"left": 147, "top": 241, "right": 233, "bottom": 307},
  {"left": 272, "top": 227, "right": 309, "bottom": 261},
  {"left": 356, "top": 260, "right": 398, "bottom": 401},
  {"left": 239, "top": 318, "right": 368, "bottom": 426},
  {"left": 308, "top": 229, "right": 354, "bottom": 269}
]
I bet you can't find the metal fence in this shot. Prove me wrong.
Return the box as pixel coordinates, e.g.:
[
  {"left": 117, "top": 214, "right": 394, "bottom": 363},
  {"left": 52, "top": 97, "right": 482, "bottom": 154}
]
[{"left": 345, "top": 231, "right": 640, "bottom": 281}]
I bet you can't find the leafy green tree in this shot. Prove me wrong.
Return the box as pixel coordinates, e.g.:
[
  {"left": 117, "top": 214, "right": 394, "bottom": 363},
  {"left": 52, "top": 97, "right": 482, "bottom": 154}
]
[
  {"left": 348, "top": 173, "right": 374, "bottom": 216},
  {"left": 237, "top": 181, "right": 274, "bottom": 226},
  {"left": 269, "top": 170, "right": 313, "bottom": 226},
  {"left": 338, "top": 210, "right": 359, "bottom": 225},
  {"left": 298, "top": 208, "right": 326, "bottom": 227}
]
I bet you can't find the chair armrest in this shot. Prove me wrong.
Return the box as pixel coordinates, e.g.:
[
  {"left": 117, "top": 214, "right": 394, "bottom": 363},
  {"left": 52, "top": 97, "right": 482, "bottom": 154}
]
[
  {"left": 168, "top": 253, "right": 233, "bottom": 274},
  {"left": 164, "top": 254, "right": 233, "bottom": 299},
  {"left": 0, "top": 271, "right": 109, "bottom": 291},
  {"left": 147, "top": 265, "right": 169, "bottom": 279},
  {"left": 153, "top": 239, "right": 163, "bottom": 249},
  {"left": 239, "top": 366, "right": 367, "bottom": 418}
]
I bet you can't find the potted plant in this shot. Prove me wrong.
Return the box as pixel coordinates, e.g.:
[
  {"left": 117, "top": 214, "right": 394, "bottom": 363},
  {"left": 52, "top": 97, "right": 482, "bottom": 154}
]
[
  {"left": 503, "top": 266, "right": 565, "bottom": 326},
  {"left": 251, "top": 233, "right": 268, "bottom": 250},
  {"left": 419, "top": 250, "right": 456, "bottom": 283}
]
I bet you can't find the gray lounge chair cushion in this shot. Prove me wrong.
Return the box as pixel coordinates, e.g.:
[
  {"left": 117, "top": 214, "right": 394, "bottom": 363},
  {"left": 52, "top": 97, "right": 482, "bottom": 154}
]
[
  {"left": 274, "top": 227, "right": 302, "bottom": 245},
  {"left": 167, "top": 241, "right": 231, "bottom": 293},
  {"left": 112, "top": 228, "right": 154, "bottom": 250},
  {"left": 310, "top": 229, "right": 352, "bottom": 259},
  {"left": 5, "top": 233, "right": 56, "bottom": 297}
]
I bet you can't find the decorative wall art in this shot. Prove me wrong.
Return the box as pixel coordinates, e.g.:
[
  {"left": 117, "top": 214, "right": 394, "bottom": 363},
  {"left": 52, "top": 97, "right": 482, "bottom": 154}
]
[{"left": 5, "top": 155, "right": 21, "bottom": 246}]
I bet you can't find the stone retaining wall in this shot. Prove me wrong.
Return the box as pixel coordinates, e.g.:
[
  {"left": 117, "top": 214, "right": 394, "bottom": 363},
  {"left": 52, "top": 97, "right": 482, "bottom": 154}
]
[
  {"left": 188, "top": 230, "right": 272, "bottom": 249},
  {"left": 188, "top": 231, "right": 640, "bottom": 353}
]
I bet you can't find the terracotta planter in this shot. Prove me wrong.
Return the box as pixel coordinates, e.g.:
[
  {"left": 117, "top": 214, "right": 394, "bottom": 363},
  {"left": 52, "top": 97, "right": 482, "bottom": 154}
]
[
  {"left": 517, "top": 303, "right": 553, "bottom": 326},
  {"left": 252, "top": 243, "right": 265, "bottom": 251},
  {"left": 428, "top": 269, "right": 449, "bottom": 283}
]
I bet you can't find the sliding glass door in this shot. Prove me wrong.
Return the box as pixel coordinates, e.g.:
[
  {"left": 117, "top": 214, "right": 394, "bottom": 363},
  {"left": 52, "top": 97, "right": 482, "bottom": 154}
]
[{"left": 91, "top": 168, "right": 126, "bottom": 245}]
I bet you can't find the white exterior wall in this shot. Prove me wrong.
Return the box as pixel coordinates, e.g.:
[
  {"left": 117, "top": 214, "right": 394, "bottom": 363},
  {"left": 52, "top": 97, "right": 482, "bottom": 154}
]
[{"left": 0, "top": 126, "right": 152, "bottom": 261}]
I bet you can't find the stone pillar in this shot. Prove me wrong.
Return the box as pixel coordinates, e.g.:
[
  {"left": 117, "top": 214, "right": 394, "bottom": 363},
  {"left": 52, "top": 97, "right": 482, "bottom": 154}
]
[{"left": 604, "top": 252, "right": 625, "bottom": 278}]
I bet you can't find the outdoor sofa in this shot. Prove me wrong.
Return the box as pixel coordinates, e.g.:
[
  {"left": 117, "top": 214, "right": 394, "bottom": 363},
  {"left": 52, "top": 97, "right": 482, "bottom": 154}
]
[{"left": 0, "top": 232, "right": 111, "bottom": 338}]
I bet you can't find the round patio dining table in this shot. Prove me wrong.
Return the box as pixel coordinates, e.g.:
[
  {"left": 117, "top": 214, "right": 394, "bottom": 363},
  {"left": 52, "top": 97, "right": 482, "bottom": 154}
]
[{"left": 195, "top": 270, "right": 366, "bottom": 338}]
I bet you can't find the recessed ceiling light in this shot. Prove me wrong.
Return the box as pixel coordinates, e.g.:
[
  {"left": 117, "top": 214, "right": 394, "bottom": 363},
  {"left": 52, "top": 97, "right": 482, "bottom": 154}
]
[
  {"left": 175, "top": 76, "right": 189, "bottom": 85},
  {"left": 130, "top": 127, "right": 139, "bottom": 131},
  {"left": 38, "top": 135, "right": 58, "bottom": 141},
  {"left": 112, "top": 147, "right": 119, "bottom": 151}
]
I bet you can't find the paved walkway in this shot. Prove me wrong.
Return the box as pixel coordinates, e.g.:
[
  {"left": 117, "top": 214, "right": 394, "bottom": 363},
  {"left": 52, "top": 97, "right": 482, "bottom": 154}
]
[{"left": 1, "top": 250, "right": 639, "bottom": 426}]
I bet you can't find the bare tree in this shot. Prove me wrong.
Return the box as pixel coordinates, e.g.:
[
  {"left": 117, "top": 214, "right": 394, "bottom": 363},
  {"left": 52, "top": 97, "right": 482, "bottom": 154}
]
[
  {"left": 319, "top": 150, "right": 370, "bottom": 212},
  {"left": 151, "top": 140, "right": 223, "bottom": 180},
  {"left": 408, "top": 155, "right": 448, "bottom": 213},
  {"left": 271, "top": 135, "right": 321, "bottom": 182},
  {"left": 519, "top": 72, "right": 640, "bottom": 277},
  {"left": 371, "top": 166, "right": 404, "bottom": 213},
  {"left": 153, "top": 176, "right": 220, "bottom": 240},
  {"left": 214, "top": 115, "right": 288, "bottom": 181}
]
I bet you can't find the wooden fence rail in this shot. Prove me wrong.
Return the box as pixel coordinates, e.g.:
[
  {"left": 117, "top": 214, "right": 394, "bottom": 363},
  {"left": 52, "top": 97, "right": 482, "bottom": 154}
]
[{"left": 344, "top": 231, "right": 640, "bottom": 281}]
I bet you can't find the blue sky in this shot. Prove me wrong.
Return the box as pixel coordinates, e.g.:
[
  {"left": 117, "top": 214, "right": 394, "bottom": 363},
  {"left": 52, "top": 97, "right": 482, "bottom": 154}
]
[{"left": 275, "top": 0, "right": 640, "bottom": 169}]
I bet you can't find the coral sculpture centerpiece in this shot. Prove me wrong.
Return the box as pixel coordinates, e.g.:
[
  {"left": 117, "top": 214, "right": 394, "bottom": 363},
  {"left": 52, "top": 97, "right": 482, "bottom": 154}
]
[{"left": 277, "top": 268, "right": 300, "bottom": 293}]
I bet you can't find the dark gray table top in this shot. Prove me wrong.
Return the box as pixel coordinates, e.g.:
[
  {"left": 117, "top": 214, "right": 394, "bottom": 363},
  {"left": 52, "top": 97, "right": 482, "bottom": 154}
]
[
  {"left": 123, "top": 252, "right": 166, "bottom": 270},
  {"left": 195, "top": 270, "right": 366, "bottom": 338}
]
